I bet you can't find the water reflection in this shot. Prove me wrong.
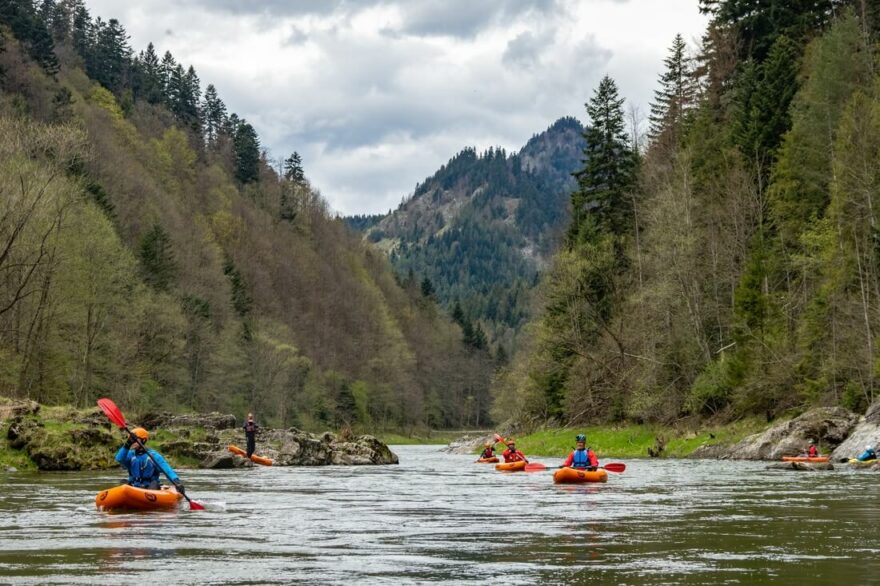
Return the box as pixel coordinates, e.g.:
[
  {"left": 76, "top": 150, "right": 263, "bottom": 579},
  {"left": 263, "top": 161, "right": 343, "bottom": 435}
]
[{"left": 0, "top": 447, "right": 879, "bottom": 584}]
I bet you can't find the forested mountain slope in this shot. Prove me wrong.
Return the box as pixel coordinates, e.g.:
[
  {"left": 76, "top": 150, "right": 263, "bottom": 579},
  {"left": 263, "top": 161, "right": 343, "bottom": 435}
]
[
  {"left": 497, "top": 3, "right": 880, "bottom": 429},
  {"left": 357, "top": 117, "right": 584, "bottom": 354},
  {"left": 0, "top": 0, "right": 493, "bottom": 430}
]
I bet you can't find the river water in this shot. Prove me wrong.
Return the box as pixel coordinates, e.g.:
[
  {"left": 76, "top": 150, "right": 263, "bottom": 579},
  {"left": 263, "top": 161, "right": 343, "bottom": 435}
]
[{"left": 1, "top": 445, "right": 878, "bottom": 584}]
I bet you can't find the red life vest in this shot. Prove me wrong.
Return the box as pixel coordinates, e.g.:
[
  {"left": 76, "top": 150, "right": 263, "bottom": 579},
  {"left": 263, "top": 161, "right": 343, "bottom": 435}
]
[
  {"left": 808, "top": 445, "right": 818, "bottom": 457},
  {"left": 481, "top": 447, "right": 495, "bottom": 458},
  {"left": 503, "top": 448, "right": 525, "bottom": 463}
]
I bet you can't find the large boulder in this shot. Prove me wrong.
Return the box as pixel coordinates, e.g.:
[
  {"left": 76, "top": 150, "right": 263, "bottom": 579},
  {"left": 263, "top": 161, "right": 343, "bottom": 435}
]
[
  {"left": 218, "top": 427, "right": 398, "bottom": 466},
  {"left": 765, "top": 461, "right": 834, "bottom": 471},
  {"left": 202, "top": 453, "right": 253, "bottom": 469},
  {"left": 703, "top": 407, "right": 859, "bottom": 460},
  {"left": 831, "top": 400, "right": 880, "bottom": 461}
]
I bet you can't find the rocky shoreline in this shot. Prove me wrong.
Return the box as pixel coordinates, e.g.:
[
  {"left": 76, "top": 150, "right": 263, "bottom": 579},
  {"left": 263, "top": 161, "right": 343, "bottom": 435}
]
[{"left": 0, "top": 399, "right": 398, "bottom": 471}]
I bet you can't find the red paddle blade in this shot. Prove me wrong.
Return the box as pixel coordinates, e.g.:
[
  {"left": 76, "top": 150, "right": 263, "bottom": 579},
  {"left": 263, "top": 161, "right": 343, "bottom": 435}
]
[
  {"left": 97, "top": 398, "right": 127, "bottom": 429},
  {"left": 188, "top": 499, "right": 205, "bottom": 511},
  {"left": 493, "top": 433, "right": 504, "bottom": 444},
  {"left": 525, "top": 463, "right": 546, "bottom": 471},
  {"left": 603, "top": 463, "right": 626, "bottom": 473}
]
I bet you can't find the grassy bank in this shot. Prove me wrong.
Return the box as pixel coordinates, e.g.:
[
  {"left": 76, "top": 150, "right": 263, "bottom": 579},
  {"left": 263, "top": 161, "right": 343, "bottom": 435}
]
[{"left": 499, "top": 418, "right": 770, "bottom": 459}]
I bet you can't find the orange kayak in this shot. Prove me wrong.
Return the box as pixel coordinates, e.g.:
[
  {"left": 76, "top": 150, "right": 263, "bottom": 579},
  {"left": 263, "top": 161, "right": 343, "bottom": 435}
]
[
  {"left": 495, "top": 460, "right": 527, "bottom": 472},
  {"left": 228, "top": 444, "right": 274, "bottom": 466},
  {"left": 477, "top": 457, "right": 499, "bottom": 463},
  {"left": 781, "top": 456, "right": 829, "bottom": 463},
  {"left": 96, "top": 484, "right": 182, "bottom": 511},
  {"left": 553, "top": 467, "right": 608, "bottom": 484}
]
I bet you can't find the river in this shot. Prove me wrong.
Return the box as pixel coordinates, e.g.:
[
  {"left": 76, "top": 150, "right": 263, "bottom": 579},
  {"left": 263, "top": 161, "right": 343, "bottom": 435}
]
[{"left": 0, "top": 445, "right": 878, "bottom": 584}]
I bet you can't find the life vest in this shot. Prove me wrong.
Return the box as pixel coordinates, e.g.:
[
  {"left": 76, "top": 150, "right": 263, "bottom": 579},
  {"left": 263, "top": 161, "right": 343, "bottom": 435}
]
[
  {"left": 244, "top": 421, "right": 257, "bottom": 434},
  {"left": 808, "top": 445, "right": 818, "bottom": 457},
  {"left": 503, "top": 449, "right": 525, "bottom": 462},
  {"left": 572, "top": 448, "right": 589, "bottom": 469},
  {"left": 129, "top": 450, "right": 160, "bottom": 488},
  {"left": 481, "top": 447, "right": 494, "bottom": 458}
]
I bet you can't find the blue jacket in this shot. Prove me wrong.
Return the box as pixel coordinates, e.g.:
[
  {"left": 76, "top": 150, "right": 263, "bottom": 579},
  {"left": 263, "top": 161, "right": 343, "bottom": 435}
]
[
  {"left": 115, "top": 446, "right": 179, "bottom": 488},
  {"left": 857, "top": 448, "right": 877, "bottom": 462}
]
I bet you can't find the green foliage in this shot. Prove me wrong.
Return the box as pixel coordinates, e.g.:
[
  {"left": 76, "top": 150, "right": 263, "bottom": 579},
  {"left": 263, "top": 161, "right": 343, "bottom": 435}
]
[
  {"left": 570, "top": 75, "right": 635, "bottom": 245},
  {"left": 138, "top": 223, "right": 176, "bottom": 291},
  {"left": 233, "top": 121, "right": 260, "bottom": 184}
]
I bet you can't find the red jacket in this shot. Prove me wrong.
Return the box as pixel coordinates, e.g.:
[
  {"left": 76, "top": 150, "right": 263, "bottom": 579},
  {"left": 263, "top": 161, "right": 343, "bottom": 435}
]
[
  {"left": 808, "top": 445, "right": 818, "bottom": 457},
  {"left": 502, "top": 448, "right": 526, "bottom": 463},
  {"left": 563, "top": 448, "right": 598, "bottom": 469}
]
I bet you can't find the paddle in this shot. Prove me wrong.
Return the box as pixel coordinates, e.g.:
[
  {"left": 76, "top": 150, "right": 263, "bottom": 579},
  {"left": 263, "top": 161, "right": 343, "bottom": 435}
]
[{"left": 97, "top": 398, "right": 205, "bottom": 511}]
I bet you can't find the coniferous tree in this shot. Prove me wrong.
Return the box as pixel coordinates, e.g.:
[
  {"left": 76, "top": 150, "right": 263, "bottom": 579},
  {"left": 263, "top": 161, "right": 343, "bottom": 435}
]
[
  {"left": 233, "top": 121, "right": 260, "bottom": 184},
  {"left": 159, "top": 50, "right": 176, "bottom": 98},
  {"left": 734, "top": 35, "right": 799, "bottom": 171},
  {"left": 420, "top": 275, "right": 435, "bottom": 298},
  {"left": 569, "top": 75, "right": 635, "bottom": 247},
  {"left": 283, "top": 152, "right": 305, "bottom": 184},
  {"left": 139, "top": 224, "right": 176, "bottom": 291},
  {"left": 202, "top": 84, "right": 227, "bottom": 145},
  {"left": 0, "top": 0, "right": 59, "bottom": 74},
  {"left": 648, "top": 33, "right": 698, "bottom": 145},
  {"left": 135, "top": 42, "right": 163, "bottom": 104},
  {"left": 88, "top": 17, "right": 131, "bottom": 93}
]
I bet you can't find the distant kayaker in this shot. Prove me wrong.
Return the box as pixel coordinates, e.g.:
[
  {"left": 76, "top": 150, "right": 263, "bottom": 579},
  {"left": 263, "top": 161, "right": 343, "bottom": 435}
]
[
  {"left": 244, "top": 413, "right": 259, "bottom": 457},
  {"left": 479, "top": 442, "right": 496, "bottom": 460},
  {"left": 856, "top": 444, "right": 877, "bottom": 462},
  {"left": 115, "top": 427, "right": 184, "bottom": 495},
  {"left": 807, "top": 441, "right": 818, "bottom": 458},
  {"left": 562, "top": 434, "right": 599, "bottom": 471},
  {"left": 502, "top": 438, "right": 527, "bottom": 463}
]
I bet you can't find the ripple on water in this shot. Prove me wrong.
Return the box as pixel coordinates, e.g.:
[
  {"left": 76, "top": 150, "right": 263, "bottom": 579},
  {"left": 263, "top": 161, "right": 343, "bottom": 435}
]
[{"left": 1, "top": 446, "right": 880, "bottom": 584}]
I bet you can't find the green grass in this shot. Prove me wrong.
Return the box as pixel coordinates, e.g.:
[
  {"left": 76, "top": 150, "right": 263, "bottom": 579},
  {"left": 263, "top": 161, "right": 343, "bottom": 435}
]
[
  {"left": 512, "top": 418, "right": 769, "bottom": 459},
  {"left": 377, "top": 432, "right": 461, "bottom": 445}
]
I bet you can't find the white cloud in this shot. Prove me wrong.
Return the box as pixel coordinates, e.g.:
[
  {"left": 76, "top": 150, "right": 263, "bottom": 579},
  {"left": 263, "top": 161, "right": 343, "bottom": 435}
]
[{"left": 83, "top": 0, "right": 708, "bottom": 215}]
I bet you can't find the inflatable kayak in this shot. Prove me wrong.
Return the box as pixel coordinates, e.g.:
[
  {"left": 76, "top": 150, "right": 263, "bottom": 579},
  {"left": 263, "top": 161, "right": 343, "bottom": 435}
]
[
  {"left": 477, "top": 457, "right": 499, "bottom": 463},
  {"left": 848, "top": 458, "right": 877, "bottom": 468},
  {"left": 781, "top": 456, "right": 829, "bottom": 463},
  {"left": 553, "top": 467, "right": 608, "bottom": 484},
  {"left": 96, "top": 484, "right": 182, "bottom": 511},
  {"left": 495, "top": 460, "right": 527, "bottom": 472},
  {"left": 228, "top": 445, "right": 273, "bottom": 466}
]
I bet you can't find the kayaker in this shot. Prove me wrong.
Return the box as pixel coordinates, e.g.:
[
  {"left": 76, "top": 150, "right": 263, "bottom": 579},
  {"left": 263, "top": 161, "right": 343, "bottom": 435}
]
[
  {"left": 115, "top": 427, "right": 185, "bottom": 495},
  {"left": 244, "top": 412, "right": 259, "bottom": 457},
  {"left": 562, "top": 434, "right": 599, "bottom": 471},
  {"left": 807, "top": 441, "right": 818, "bottom": 458},
  {"left": 856, "top": 444, "right": 877, "bottom": 462},
  {"left": 479, "top": 442, "right": 496, "bottom": 460},
  {"left": 502, "top": 438, "right": 527, "bottom": 463}
]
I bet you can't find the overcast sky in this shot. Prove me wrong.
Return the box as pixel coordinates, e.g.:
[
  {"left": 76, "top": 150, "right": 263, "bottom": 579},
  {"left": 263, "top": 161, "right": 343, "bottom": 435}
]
[{"left": 84, "top": 0, "right": 708, "bottom": 215}]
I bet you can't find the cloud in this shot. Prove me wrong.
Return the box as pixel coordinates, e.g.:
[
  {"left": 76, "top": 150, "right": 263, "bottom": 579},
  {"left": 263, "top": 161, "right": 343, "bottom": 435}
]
[{"left": 82, "top": 0, "right": 707, "bottom": 215}]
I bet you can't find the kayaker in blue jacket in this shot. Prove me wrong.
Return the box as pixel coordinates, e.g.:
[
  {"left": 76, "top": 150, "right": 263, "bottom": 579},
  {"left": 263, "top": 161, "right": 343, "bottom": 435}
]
[
  {"left": 856, "top": 444, "right": 877, "bottom": 462},
  {"left": 115, "top": 427, "right": 184, "bottom": 494}
]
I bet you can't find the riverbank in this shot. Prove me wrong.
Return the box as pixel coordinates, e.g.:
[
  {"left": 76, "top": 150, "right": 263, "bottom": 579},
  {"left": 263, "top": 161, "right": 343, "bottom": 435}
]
[
  {"left": 0, "top": 398, "right": 397, "bottom": 471},
  {"left": 511, "top": 418, "right": 770, "bottom": 459}
]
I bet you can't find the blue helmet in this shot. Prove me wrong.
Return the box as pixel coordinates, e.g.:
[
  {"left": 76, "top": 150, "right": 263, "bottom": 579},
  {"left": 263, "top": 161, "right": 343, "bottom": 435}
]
[{"left": 575, "top": 434, "right": 586, "bottom": 442}]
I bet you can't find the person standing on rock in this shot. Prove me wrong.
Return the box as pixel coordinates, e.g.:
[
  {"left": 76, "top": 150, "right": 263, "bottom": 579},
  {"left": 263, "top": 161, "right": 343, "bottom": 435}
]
[
  {"left": 116, "top": 427, "right": 184, "bottom": 494},
  {"left": 244, "top": 413, "right": 259, "bottom": 458}
]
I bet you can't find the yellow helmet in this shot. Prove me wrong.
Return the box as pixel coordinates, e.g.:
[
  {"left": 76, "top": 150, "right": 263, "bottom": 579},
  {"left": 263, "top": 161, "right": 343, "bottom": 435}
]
[{"left": 131, "top": 427, "right": 149, "bottom": 441}]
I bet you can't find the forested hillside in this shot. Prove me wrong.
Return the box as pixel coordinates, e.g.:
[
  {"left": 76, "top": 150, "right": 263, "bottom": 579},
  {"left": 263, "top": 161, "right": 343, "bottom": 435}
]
[
  {"left": 360, "top": 117, "right": 584, "bottom": 355},
  {"left": 0, "top": 0, "right": 493, "bottom": 430},
  {"left": 496, "top": 2, "right": 880, "bottom": 428}
]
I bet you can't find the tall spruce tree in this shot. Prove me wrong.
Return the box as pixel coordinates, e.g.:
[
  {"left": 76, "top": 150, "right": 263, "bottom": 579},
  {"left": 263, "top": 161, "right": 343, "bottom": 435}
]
[
  {"left": 88, "top": 17, "right": 131, "bottom": 93},
  {"left": 734, "top": 35, "right": 799, "bottom": 171},
  {"left": 233, "top": 121, "right": 261, "bottom": 184},
  {"left": 139, "top": 224, "right": 176, "bottom": 291},
  {"left": 202, "top": 84, "right": 227, "bottom": 145},
  {"left": 648, "top": 33, "right": 698, "bottom": 145},
  {"left": 569, "top": 75, "right": 635, "bottom": 247},
  {"left": 283, "top": 151, "right": 305, "bottom": 184}
]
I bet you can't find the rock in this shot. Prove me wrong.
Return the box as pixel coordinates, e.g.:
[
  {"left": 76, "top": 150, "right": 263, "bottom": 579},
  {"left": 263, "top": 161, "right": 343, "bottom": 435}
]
[
  {"left": 765, "top": 461, "right": 834, "bottom": 471},
  {"left": 160, "top": 440, "right": 217, "bottom": 461},
  {"left": 0, "top": 400, "right": 39, "bottom": 421},
  {"left": 5, "top": 466, "right": 16, "bottom": 473},
  {"left": 713, "top": 407, "right": 859, "bottom": 460},
  {"left": 202, "top": 453, "right": 252, "bottom": 469},
  {"left": 330, "top": 435, "right": 399, "bottom": 465},
  {"left": 139, "top": 411, "right": 237, "bottom": 430},
  {"left": 830, "top": 401, "right": 880, "bottom": 461}
]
